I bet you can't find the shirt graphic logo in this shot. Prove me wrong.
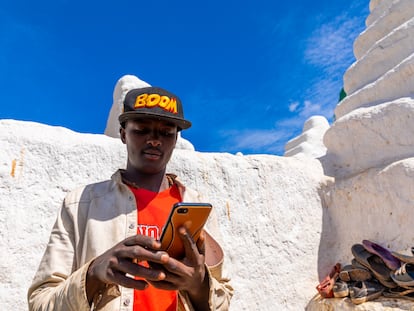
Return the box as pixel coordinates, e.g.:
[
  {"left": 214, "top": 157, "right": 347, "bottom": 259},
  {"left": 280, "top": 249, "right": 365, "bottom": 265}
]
[{"left": 137, "top": 224, "right": 160, "bottom": 239}]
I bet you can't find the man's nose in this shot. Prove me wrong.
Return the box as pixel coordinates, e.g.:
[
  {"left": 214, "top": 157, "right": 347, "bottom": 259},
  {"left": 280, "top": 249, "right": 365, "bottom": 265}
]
[
  {"left": 147, "top": 138, "right": 161, "bottom": 147},
  {"left": 147, "top": 130, "right": 161, "bottom": 146}
]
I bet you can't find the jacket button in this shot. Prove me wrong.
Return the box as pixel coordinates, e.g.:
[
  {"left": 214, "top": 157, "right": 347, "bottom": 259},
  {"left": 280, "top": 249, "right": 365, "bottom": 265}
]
[
  {"left": 129, "top": 223, "right": 135, "bottom": 229},
  {"left": 123, "top": 298, "right": 131, "bottom": 306}
]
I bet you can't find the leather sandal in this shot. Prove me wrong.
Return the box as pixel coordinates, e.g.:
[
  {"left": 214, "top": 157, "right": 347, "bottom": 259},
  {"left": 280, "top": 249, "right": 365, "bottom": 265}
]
[{"left": 316, "top": 263, "right": 341, "bottom": 298}]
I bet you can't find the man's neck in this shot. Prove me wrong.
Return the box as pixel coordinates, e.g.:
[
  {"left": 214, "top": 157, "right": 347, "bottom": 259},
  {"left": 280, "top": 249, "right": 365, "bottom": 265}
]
[{"left": 121, "top": 169, "right": 169, "bottom": 192}]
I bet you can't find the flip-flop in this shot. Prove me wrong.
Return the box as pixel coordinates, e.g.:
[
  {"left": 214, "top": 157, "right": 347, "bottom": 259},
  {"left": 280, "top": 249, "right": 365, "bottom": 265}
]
[
  {"left": 391, "top": 263, "right": 414, "bottom": 289},
  {"left": 339, "top": 264, "right": 372, "bottom": 282},
  {"left": 351, "top": 244, "right": 398, "bottom": 288},
  {"left": 349, "top": 280, "right": 385, "bottom": 305},
  {"left": 383, "top": 287, "right": 414, "bottom": 301},
  {"left": 316, "top": 263, "right": 341, "bottom": 298},
  {"left": 351, "top": 258, "right": 369, "bottom": 270},
  {"left": 362, "top": 240, "right": 401, "bottom": 270},
  {"left": 391, "top": 251, "right": 414, "bottom": 264},
  {"left": 333, "top": 280, "right": 355, "bottom": 298}
]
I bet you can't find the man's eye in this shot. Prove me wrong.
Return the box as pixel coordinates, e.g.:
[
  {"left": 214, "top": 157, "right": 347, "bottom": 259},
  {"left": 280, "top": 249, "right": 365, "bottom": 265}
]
[
  {"left": 132, "top": 129, "right": 150, "bottom": 135},
  {"left": 160, "top": 130, "right": 175, "bottom": 137}
]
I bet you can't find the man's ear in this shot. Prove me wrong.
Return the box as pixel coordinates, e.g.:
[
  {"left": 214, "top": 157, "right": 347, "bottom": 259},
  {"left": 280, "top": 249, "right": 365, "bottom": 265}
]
[
  {"left": 173, "top": 132, "right": 178, "bottom": 146},
  {"left": 120, "top": 127, "right": 126, "bottom": 144}
]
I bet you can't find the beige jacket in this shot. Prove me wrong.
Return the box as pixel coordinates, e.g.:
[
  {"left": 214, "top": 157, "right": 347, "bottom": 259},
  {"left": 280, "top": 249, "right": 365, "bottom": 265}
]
[{"left": 28, "top": 170, "right": 233, "bottom": 311}]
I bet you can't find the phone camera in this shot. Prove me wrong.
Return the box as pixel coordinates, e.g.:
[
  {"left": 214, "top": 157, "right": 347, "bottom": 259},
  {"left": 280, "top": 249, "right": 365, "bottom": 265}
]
[{"left": 177, "top": 208, "right": 188, "bottom": 214}]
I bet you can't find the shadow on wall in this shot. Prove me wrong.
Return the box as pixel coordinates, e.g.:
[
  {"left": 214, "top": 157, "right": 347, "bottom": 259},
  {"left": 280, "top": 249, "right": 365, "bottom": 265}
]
[{"left": 311, "top": 178, "right": 340, "bottom": 305}]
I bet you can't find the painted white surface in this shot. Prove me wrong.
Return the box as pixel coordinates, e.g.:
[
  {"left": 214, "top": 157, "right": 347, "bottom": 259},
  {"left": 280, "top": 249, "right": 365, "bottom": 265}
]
[
  {"left": 355, "top": 0, "right": 414, "bottom": 59},
  {"left": 104, "top": 74, "right": 150, "bottom": 138},
  {"left": 323, "top": 98, "right": 414, "bottom": 178},
  {"left": 310, "top": 0, "right": 414, "bottom": 309},
  {"left": 284, "top": 115, "right": 329, "bottom": 158},
  {"left": 344, "top": 17, "right": 414, "bottom": 95}
]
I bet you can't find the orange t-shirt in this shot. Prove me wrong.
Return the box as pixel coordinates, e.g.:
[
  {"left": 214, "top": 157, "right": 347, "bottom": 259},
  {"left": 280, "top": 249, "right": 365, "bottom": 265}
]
[{"left": 128, "top": 184, "right": 181, "bottom": 311}]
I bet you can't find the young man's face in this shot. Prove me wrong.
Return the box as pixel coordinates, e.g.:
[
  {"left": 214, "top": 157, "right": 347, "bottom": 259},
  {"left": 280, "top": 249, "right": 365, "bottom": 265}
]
[{"left": 120, "top": 118, "right": 178, "bottom": 174}]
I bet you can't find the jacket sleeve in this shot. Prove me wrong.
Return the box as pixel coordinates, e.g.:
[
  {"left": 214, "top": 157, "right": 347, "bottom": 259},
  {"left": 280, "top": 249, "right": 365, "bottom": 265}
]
[
  {"left": 179, "top": 261, "right": 233, "bottom": 311},
  {"left": 27, "top": 195, "right": 120, "bottom": 311},
  {"left": 206, "top": 257, "right": 233, "bottom": 310},
  {"left": 202, "top": 196, "right": 234, "bottom": 310},
  {"left": 27, "top": 198, "right": 92, "bottom": 310}
]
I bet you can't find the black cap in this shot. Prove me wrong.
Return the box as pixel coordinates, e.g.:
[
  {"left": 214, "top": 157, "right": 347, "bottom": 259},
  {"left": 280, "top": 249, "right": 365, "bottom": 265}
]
[{"left": 118, "top": 87, "right": 192, "bottom": 130}]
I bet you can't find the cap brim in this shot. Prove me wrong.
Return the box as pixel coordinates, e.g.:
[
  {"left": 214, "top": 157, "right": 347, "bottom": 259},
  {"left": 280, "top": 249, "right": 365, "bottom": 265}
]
[{"left": 118, "top": 111, "right": 192, "bottom": 130}]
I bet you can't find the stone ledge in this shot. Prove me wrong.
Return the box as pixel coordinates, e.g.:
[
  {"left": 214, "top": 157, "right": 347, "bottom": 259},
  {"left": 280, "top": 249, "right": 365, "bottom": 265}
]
[
  {"left": 324, "top": 99, "right": 414, "bottom": 178},
  {"left": 344, "top": 17, "right": 414, "bottom": 95},
  {"left": 355, "top": 0, "right": 414, "bottom": 59},
  {"left": 306, "top": 295, "right": 414, "bottom": 311},
  {"left": 335, "top": 54, "right": 414, "bottom": 119}
]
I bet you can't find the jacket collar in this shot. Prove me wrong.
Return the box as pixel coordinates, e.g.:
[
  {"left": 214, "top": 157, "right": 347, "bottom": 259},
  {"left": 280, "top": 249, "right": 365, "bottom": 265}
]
[{"left": 111, "top": 169, "right": 188, "bottom": 197}]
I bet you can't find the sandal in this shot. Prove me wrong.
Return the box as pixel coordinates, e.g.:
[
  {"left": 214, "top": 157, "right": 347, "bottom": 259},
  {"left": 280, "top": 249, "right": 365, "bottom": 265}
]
[
  {"left": 352, "top": 244, "right": 398, "bottom": 288},
  {"left": 349, "top": 280, "right": 385, "bottom": 304},
  {"left": 316, "top": 263, "right": 341, "bottom": 298},
  {"left": 362, "top": 240, "right": 401, "bottom": 270},
  {"left": 392, "top": 251, "right": 414, "bottom": 264},
  {"left": 339, "top": 264, "right": 372, "bottom": 282},
  {"left": 391, "top": 263, "right": 414, "bottom": 289},
  {"left": 383, "top": 287, "right": 414, "bottom": 301},
  {"left": 333, "top": 280, "right": 355, "bottom": 298}
]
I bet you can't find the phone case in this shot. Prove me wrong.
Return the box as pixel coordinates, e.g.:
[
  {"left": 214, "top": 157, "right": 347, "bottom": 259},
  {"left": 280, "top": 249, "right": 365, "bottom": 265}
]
[{"left": 160, "top": 202, "right": 212, "bottom": 259}]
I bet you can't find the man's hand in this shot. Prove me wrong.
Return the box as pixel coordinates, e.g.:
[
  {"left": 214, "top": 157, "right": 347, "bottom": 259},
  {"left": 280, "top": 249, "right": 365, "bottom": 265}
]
[
  {"left": 86, "top": 235, "right": 170, "bottom": 303},
  {"left": 148, "top": 227, "right": 210, "bottom": 310}
]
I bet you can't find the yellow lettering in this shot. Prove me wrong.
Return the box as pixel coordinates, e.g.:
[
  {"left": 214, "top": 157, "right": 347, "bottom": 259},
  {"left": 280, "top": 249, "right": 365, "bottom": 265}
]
[
  {"left": 134, "top": 94, "right": 147, "bottom": 108},
  {"left": 165, "top": 98, "right": 177, "bottom": 113},
  {"left": 133, "top": 93, "right": 178, "bottom": 114},
  {"left": 146, "top": 94, "right": 160, "bottom": 107},
  {"left": 158, "top": 96, "right": 170, "bottom": 108}
]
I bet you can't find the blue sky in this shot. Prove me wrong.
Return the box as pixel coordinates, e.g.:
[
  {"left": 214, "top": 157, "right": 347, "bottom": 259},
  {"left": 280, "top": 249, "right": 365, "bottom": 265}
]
[{"left": 0, "top": 0, "right": 369, "bottom": 155}]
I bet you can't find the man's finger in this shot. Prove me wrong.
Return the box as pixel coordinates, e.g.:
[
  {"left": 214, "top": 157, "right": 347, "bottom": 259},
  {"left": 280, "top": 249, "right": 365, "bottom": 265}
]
[
  {"left": 196, "top": 231, "right": 206, "bottom": 256},
  {"left": 124, "top": 234, "right": 161, "bottom": 249},
  {"left": 111, "top": 271, "right": 149, "bottom": 290},
  {"left": 115, "top": 259, "right": 167, "bottom": 282},
  {"left": 116, "top": 246, "right": 169, "bottom": 265},
  {"left": 179, "top": 226, "right": 205, "bottom": 266}
]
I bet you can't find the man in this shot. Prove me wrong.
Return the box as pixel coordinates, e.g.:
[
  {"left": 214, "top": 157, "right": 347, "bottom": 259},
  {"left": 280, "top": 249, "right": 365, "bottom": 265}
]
[{"left": 28, "top": 82, "right": 233, "bottom": 311}]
